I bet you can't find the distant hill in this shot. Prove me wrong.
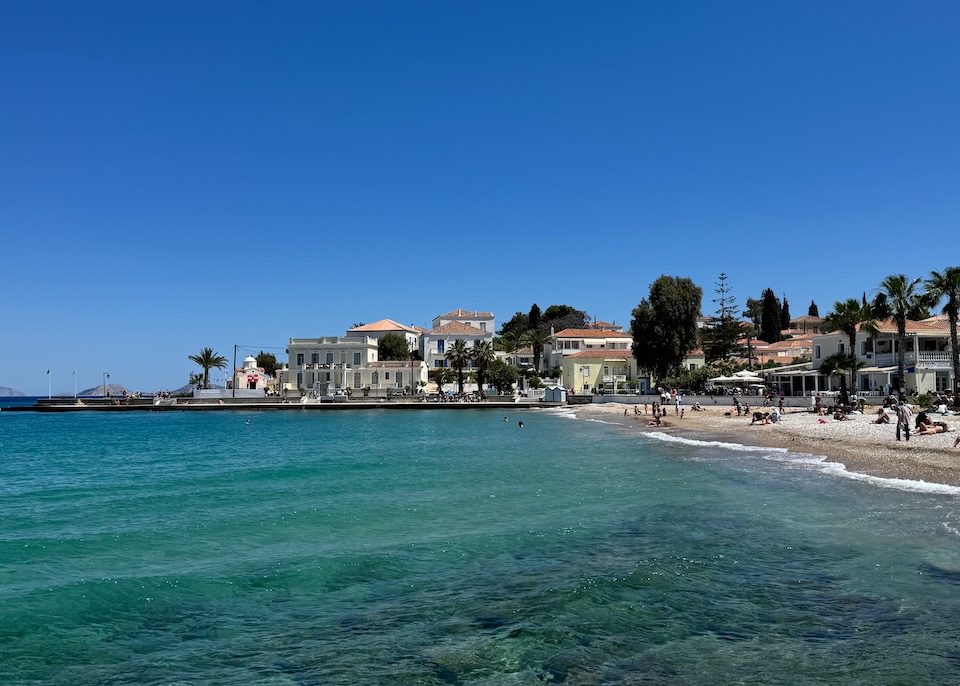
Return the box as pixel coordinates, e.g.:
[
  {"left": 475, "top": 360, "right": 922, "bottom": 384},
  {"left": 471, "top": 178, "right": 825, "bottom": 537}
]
[
  {"left": 0, "top": 386, "right": 25, "bottom": 397},
  {"left": 75, "top": 383, "right": 132, "bottom": 397}
]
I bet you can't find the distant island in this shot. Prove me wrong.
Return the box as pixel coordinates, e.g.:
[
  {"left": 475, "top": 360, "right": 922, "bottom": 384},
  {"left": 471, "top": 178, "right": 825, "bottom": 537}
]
[{"left": 0, "top": 386, "right": 25, "bottom": 397}]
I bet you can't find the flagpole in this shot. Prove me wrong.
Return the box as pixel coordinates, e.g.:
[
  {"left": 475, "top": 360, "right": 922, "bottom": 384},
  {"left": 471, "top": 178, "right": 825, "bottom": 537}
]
[{"left": 47, "top": 368, "right": 51, "bottom": 399}]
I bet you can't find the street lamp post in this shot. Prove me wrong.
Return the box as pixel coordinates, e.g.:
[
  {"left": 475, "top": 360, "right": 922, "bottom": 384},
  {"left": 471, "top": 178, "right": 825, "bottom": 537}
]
[{"left": 102, "top": 372, "right": 110, "bottom": 399}]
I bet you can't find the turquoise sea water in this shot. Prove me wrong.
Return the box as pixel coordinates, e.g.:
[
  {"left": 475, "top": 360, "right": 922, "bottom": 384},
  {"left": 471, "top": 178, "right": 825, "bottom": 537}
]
[{"left": 3, "top": 407, "right": 960, "bottom": 685}]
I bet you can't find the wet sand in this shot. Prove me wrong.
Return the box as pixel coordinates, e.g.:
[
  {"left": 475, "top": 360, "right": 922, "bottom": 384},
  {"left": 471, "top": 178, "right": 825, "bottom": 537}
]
[{"left": 576, "top": 402, "right": 960, "bottom": 487}]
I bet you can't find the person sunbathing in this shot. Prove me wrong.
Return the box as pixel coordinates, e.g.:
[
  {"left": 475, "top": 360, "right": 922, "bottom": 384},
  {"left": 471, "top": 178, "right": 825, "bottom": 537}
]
[
  {"left": 874, "top": 408, "right": 891, "bottom": 424},
  {"left": 833, "top": 411, "right": 851, "bottom": 421},
  {"left": 916, "top": 423, "right": 947, "bottom": 435}
]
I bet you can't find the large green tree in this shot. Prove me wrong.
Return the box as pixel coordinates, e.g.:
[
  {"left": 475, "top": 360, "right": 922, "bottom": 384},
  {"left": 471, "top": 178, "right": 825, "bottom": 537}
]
[
  {"left": 528, "top": 304, "right": 542, "bottom": 331},
  {"left": 188, "top": 347, "right": 228, "bottom": 389},
  {"left": 498, "top": 312, "right": 529, "bottom": 338},
  {"left": 822, "top": 298, "right": 877, "bottom": 395},
  {"left": 873, "top": 274, "right": 927, "bottom": 395},
  {"left": 486, "top": 360, "right": 520, "bottom": 395},
  {"left": 808, "top": 300, "right": 819, "bottom": 317},
  {"left": 759, "top": 289, "right": 782, "bottom": 343},
  {"left": 256, "top": 351, "right": 278, "bottom": 377},
  {"left": 926, "top": 266, "right": 960, "bottom": 402},
  {"left": 542, "top": 304, "right": 588, "bottom": 331},
  {"left": 780, "top": 296, "right": 791, "bottom": 331},
  {"left": 630, "top": 275, "right": 703, "bottom": 384},
  {"left": 444, "top": 339, "right": 473, "bottom": 394},
  {"left": 378, "top": 332, "right": 411, "bottom": 361}
]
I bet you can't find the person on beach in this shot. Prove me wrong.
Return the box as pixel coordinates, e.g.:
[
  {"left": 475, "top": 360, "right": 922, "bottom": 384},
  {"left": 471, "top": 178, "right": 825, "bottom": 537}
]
[
  {"left": 874, "top": 407, "right": 891, "bottom": 424},
  {"left": 916, "top": 423, "right": 948, "bottom": 435},
  {"left": 894, "top": 401, "right": 913, "bottom": 442}
]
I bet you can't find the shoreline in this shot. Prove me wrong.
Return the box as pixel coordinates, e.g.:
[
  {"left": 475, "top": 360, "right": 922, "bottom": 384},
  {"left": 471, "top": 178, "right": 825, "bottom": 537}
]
[{"left": 571, "top": 402, "right": 960, "bottom": 488}]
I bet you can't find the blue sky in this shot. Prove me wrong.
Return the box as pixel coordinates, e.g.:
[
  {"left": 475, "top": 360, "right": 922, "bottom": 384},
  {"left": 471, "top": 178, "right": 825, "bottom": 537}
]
[{"left": 2, "top": 1, "right": 958, "bottom": 394}]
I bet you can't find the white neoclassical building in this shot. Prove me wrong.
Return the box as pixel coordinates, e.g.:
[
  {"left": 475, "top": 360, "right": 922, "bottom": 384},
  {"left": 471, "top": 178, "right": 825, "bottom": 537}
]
[{"left": 283, "top": 336, "right": 428, "bottom": 398}]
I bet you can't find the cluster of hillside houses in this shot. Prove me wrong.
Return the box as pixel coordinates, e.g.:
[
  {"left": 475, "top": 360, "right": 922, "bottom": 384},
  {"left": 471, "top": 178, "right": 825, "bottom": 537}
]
[{"left": 227, "top": 308, "right": 956, "bottom": 399}]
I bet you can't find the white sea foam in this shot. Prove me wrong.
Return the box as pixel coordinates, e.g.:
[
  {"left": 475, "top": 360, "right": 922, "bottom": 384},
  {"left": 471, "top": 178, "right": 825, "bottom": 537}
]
[
  {"left": 642, "top": 430, "right": 960, "bottom": 496},
  {"left": 643, "top": 431, "right": 790, "bottom": 454},
  {"left": 540, "top": 407, "right": 579, "bottom": 420}
]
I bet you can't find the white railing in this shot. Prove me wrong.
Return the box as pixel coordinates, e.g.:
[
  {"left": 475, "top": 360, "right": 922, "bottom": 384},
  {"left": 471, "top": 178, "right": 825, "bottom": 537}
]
[
  {"left": 918, "top": 351, "right": 953, "bottom": 366},
  {"left": 871, "top": 351, "right": 951, "bottom": 368}
]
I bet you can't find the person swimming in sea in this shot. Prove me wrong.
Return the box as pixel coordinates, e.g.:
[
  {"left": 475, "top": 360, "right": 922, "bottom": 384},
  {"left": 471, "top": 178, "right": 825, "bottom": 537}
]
[{"left": 518, "top": 421, "right": 524, "bottom": 428}]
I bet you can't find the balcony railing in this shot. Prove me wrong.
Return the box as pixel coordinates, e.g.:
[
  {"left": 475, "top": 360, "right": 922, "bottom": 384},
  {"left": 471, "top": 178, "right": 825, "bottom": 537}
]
[{"left": 870, "top": 351, "right": 952, "bottom": 368}]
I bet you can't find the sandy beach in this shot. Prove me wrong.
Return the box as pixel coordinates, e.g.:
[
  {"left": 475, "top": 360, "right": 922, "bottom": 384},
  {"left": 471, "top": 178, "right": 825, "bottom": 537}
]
[{"left": 576, "top": 401, "right": 960, "bottom": 487}]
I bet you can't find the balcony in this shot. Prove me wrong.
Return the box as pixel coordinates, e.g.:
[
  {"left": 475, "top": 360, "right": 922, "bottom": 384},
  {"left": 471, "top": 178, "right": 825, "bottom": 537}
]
[{"left": 870, "top": 351, "right": 952, "bottom": 369}]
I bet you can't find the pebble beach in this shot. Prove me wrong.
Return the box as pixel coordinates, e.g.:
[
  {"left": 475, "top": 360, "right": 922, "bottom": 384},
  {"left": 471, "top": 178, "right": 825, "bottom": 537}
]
[{"left": 577, "top": 401, "right": 960, "bottom": 488}]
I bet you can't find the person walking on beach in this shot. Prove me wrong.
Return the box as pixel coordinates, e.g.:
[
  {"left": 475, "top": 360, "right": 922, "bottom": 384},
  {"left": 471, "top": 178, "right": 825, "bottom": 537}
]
[{"left": 894, "top": 401, "right": 913, "bottom": 442}]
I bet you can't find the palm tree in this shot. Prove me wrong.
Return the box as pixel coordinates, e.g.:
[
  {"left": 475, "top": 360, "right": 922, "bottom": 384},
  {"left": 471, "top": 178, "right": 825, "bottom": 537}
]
[
  {"left": 820, "top": 353, "right": 861, "bottom": 406},
  {"left": 521, "top": 327, "right": 553, "bottom": 371},
  {"left": 471, "top": 340, "right": 496, "bottom": 395},
  {"left": 822, "top": 298, "right": 878, "bottom": 396},
  {"left": 188, "top": 347, "right": 228, "bottom": 389},
  {"left": 926, "top": 266, "right": 960, "bottom": 402},
  {"left": 431, "top": 367, "right": 453, "bottom": 396},
  {"left": 873, "top": 274, "right": 925, "bottom": 397},
  {"left": 498, "top": 331, "right": 521, "bottom": 358},
  {"left": 444, "top": 339, "right": 473, "bottom": 394}
]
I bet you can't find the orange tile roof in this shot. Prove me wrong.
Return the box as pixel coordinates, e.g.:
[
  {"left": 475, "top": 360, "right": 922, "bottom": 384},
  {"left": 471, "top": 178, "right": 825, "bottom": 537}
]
[
  {"left": 348, "top": 318, "right": 418, "bottom": 333},
  {"left": 554, "top": 328, "right": 631, "bottom": 338},
  {"left": 429, "top": 321, "right": 488, "bottom": 336},
  {"left": 845, "top": 317, "right": 951, "bottom": 334},
  {"left": 567, "top": 350, "right": 634, "bottom": 359},
  {"left": 437, "top": 308, "right": 493, "bottom": 319}
]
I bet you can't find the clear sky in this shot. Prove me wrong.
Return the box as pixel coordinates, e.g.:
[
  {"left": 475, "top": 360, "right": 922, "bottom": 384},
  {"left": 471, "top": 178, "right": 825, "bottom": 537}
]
[{"left": 2, "top": 1, "right": 958, "bottom": 395}]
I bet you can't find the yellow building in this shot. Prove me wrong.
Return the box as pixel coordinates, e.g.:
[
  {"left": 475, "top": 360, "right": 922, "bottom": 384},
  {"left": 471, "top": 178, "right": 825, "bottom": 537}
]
[{"left": 561, "top": 350, "right": 644, "bottom": 394}]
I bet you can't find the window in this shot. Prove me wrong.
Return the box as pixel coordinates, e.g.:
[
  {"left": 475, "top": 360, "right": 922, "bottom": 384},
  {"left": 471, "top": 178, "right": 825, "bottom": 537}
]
[
  {"left": 838, "top": 343, "right": 845, "bottom": 355},
  {"left": 815, "top": 345, "right": 821, "bottom": 359},
  {"left": 296, "top": 353, "right": 304, "bottom": 366},
  {"left": 385, "top": 372, "right": 390, "bottom": 380},
  {"left": 297, "top": 372, "right": 303, "bottom": 386},
  {"left": 353, "top": 352, "right": 361, "bottom": 366},
  {"left": 372, "top": 372, "right": 379, "bottom": 384},
  {"left": 326, "top": 352, "right": 334, "bottom": 364},
  {"left": 434, "top": 360, "right": 444, "bottom": 367},
  {"left": 480, "top": 322, "right": 486, "bottom": 331},
  {"left": 396, "top": 372, "right": 403, "bottom": 386},
  {"left": 354, "top": 372, "right": 362, "bottom": 388},
  {"left": 437, "top": 339, "right": 445, "bottom": 354},
  {"left": 311, "top": 353, "right": 319, "bottom": 364}
]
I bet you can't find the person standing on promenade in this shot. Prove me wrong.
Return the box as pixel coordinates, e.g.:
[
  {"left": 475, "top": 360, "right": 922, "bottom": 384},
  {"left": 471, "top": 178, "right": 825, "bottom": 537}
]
[{"left": 894, "top": 401, "right": 913, "bottom": 442}]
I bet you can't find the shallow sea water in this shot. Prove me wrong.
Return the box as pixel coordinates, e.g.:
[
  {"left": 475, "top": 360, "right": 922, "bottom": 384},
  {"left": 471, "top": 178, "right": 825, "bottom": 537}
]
[{"left": 3, "top": 407, "right": 960, "bottom": 685}]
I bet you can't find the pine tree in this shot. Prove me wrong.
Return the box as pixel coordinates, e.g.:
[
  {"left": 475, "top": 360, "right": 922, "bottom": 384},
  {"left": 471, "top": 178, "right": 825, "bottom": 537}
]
[
  {"left": 808, "top": 300, "right": 819, "bottom": 317},
  {"left": 703, "top": 273, "right": 744, "bottom": 362}
]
